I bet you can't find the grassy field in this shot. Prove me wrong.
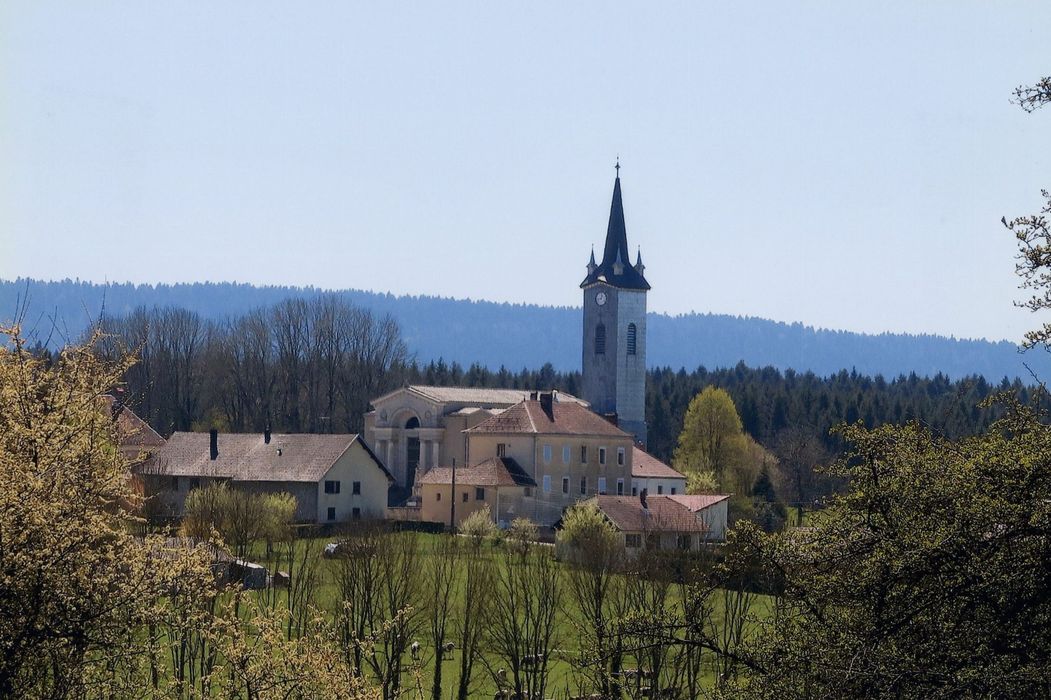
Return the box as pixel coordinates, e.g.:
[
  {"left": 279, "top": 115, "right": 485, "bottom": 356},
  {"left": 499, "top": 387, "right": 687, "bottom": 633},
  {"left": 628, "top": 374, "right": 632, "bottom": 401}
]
[{"left": 239, "top": 531, "right": 771, "bottom": 699}]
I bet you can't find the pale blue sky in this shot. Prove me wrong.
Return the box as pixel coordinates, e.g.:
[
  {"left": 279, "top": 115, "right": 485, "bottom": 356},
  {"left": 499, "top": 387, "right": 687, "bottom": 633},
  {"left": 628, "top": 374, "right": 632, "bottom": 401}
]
[{"left": 2, "top": 2, "right": 1048, "bottom": 342}]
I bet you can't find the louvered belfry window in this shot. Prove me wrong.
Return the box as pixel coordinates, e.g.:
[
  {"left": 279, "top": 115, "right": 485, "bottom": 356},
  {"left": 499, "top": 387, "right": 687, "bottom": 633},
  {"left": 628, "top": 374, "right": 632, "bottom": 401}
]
[
  {"left": 595, "top": 324, "right": 606, "bottom": 355},
  {"left": 627, "top": 323, "right": 637, "bottom": 355}
]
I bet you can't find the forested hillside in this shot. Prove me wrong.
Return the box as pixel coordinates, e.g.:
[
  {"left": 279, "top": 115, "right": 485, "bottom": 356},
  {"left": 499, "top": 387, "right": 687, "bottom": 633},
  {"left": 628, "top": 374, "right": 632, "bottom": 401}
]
[{"left": 3, "top": 277, "right": 1045, "bottom": 381}]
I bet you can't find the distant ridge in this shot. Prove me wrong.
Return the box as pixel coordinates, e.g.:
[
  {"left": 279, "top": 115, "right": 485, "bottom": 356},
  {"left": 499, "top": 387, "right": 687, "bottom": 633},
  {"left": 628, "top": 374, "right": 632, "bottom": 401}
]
[{"left": 2, "top": 277, "right": 1045, "bottom": 382}]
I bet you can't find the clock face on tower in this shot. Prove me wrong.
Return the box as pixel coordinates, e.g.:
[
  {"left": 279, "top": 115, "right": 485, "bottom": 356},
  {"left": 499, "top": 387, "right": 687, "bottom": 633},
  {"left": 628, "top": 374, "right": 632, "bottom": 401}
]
[{"left": 596, "top": 291, "right": 607, "bottom": 306}]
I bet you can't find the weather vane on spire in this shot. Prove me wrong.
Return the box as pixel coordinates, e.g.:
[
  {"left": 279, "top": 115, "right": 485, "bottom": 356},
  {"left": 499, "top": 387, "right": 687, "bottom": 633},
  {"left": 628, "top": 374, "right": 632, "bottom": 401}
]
[{"left": 615, "top": 156, "right": 620, "bottom": 177}]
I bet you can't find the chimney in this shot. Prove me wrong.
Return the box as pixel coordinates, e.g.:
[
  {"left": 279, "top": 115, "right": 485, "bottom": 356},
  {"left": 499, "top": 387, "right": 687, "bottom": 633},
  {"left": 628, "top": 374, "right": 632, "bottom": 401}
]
[
  {"left": 639, "top": 488, "right": 648, "bottom": 510},
  {"left": 264, "top": 424, "right": 271, "bottom": 444},
  {"left": 539, "top": 391, "right": 554, "bottom": 420},
  {"left": 209, "top": 428, "right": 218, "bottom": 461}
]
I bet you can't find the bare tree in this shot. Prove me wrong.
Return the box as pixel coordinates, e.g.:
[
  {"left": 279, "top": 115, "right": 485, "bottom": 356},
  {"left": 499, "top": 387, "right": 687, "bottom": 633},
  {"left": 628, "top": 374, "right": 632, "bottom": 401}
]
[
  {"left": 487, "top": 534, "right": 561, "bottom": 700},
  {"left": 454, "top": 534, "right": 493, "bottom": 700},
  {"left": 425, "top": 534, "right": 458, "bottom": 700}
]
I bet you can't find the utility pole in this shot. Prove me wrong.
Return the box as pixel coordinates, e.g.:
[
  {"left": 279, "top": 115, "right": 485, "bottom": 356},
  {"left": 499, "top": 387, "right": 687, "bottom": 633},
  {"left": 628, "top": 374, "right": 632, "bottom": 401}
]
[{"left": 449, "top": 458, "right": 456, "bottom": 530}]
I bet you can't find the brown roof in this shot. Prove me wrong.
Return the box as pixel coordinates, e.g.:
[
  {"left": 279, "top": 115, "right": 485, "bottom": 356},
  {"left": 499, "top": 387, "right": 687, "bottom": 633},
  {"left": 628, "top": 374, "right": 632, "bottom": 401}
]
[
  {"left": 592, "top": 495, "right": 708, "bottom": 533},
  {"left": 631, "top": 447, "right": 686, "bottom": 480},
  {"left": 138, "top": 432, "right": 393, "bottom": 483},
  {"left": 666, "top": 494, "right": 731, "bottom": 511},
  {"left": 99, "top": 396, "right": 166, "bottom": 461},
  {"left": 417, "top": 457, "right": 536, "bottom": 487},
  {"left": 467, "top": 399, "right": 629, "bottom": 438}
]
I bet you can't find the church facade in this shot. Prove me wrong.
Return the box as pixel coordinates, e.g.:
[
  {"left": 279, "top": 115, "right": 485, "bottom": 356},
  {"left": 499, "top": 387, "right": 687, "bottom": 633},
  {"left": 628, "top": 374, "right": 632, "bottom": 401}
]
[{"left": 580, "top": 169, "right": 650, "bottom": 447}]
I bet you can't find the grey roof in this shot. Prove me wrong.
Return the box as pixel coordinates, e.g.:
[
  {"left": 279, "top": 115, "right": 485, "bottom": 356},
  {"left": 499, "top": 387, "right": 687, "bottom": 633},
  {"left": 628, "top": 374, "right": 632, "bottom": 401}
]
[
  {"left": 580, "top": 176, "right": 650, "bottom": 291},
  {"left": 138, "top": 432, "right": 393, "bottom": 483},
  {"left": 372, "top": 385, "right": 586, "bottom": 409}
]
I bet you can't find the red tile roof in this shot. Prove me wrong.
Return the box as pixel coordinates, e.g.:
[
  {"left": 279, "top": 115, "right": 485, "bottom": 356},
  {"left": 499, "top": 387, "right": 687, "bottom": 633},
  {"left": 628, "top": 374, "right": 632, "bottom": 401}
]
[
  {"left": 467, "top": 399, "right": 629, "bottom": 438},
  {"left": 99, "top": 396, "right": 166, "bottom": 462},
  {"left": 417, "top": 457, "right": 536, "bottom": 487},
  {"left": 138, "top": 432, "right": 393, "bottom": 483},
  {"left": 666, "top": 494, "right": 732, "bottom": 511},
  {"left": 592, "top": 495, "right": 708, "bottom": 533},
  {"left": 631, "top": 447, "right": 686, "bottom": 479}
]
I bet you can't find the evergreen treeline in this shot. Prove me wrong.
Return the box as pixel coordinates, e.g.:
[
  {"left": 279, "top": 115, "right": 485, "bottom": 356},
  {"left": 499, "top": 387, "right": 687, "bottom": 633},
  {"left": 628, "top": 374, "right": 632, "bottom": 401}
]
[{"left": 4, "top": 277, "right": 1045, "bottom": 381}]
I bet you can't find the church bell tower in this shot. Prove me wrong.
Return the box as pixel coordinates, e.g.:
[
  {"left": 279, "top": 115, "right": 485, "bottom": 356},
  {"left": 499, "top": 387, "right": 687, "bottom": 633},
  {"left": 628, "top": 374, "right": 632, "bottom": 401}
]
[{"left": 580, "top": 164, "right": 650, "bottom": 446}]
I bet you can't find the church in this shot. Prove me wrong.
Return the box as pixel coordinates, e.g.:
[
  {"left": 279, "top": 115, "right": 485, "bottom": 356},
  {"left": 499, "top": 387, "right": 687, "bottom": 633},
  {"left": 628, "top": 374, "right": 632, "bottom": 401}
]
[{"left": 364, "top": 168, "right": 682, "bottom": 525}]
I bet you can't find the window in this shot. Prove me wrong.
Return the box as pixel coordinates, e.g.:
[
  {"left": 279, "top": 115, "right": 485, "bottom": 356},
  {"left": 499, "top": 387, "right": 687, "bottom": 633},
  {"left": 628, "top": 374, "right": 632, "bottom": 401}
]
[
  {"left": 625, "top": 533, "right": 642, "bottom": 548},
  {"left": 352, "top": 481, "right": 361, "bottom": 495},
  {"left": 617, "top": 447, "right": 625, "bottom": 466},
  {"left": 671, "top": 487, "right": 677, "bottom": 495},
  {"left": 462, "top": 492, "right": 468, "bottom": 503},
  {"left": 173, "top": 477, "right": 181, "bottom": 491},
  {"left": 627, "top": 323, "right": 637, "bottom": 355},
  {"left": 497, "top": 443, "right": 507, "bottom": 457},
  {"left": 352, "top": 507, "right": 361, "bottom": 520},
  {"left": 562, "top": 476, "right": 570, "bottom": 494},
  {"left": 617, "top": 478, "right": 624, "bottom": 495},
  {"left": 189, "top": 478, "right": 201, "bottom": 491},
  {"left": 657, "top": 484, "right": 664, "bottom": 495},
  {"left": 595, "top": 324, "right": 606, "bottom": 355},
  {"left": 632, "top": 486, "right": 638, "bottom": 496},
  {"left": 524, "top": 487, "right": 532, "bottom": 497},
  {"left": 327, "top": 507, "right": 336, "bottom": 521},
  {"left": 598, "top": 477, "right": 607, "bottom": 495},
  {"left": 436, "top": 492, "right": 442, "bottom": 502},
  {"left": 543, "top": 444, "right": 552, "bottom": 463},
  {"left": 543, "top": 475, "right": 552, "bottom": 493},
  {"left": 325, "top": 480, "right": 341, "bottom": 494},
  {"left": 646, "top": 533, "right": 660, "bottom": 550},
  {"left": 677, "top": 534, "right": 692, "bottom": 551},
  {"left": 580, "top": 477, "right": 587, "bottom": 495},
  {"left": 562, "top": 445, "right": 570, "bottom": 464},
  {"left": 599, "top": 447, "right": 607, "bottom": 466},
  {"left": 580, "top": 446, "right": 588, "bottom": 463},
  {"left": 476, "top": 487, "right": 485, "bottom": 501}
]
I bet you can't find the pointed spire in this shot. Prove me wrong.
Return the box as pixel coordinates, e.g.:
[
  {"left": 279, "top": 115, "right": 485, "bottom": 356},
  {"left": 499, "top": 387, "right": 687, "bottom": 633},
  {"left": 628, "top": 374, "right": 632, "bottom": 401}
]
[
  {"left": 587, "top": 247, "right": 597, "bottom": 275},
  {"left": 601, "top": 174, "right": 630, "bottom": 272},
  {"left": 635, "top": 247, "right": 645, "bottom": 275},
  {"left": 580, "top": 163, "right": 650, "bottom": 291}
]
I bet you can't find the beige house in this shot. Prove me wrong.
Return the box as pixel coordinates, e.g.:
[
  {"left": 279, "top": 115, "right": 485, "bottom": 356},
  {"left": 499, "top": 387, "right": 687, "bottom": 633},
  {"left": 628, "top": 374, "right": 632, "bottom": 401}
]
[
  {"left": 589, "top": 494, "right": 719, "bottom": 553},
  {"left": 137, "top": 429, "right": 393, "bottom": 523},
  {"left": 364, "top": 385, "right": 586, "bottom": 502},
  {"left": 459, "top": 391, "right": 635, "bottom": 527},
  {"left": 631, "top": 447, "right": 686, "bottom": 496},
  {"left": 417, "top": 457, "right": 537, "bottom": 527}
]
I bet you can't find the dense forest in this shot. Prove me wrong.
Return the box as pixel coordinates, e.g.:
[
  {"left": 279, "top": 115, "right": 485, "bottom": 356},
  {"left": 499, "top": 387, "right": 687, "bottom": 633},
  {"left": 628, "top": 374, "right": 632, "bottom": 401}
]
[{"left": 4, "top": 277, "right": 1045, "bottom": 381}]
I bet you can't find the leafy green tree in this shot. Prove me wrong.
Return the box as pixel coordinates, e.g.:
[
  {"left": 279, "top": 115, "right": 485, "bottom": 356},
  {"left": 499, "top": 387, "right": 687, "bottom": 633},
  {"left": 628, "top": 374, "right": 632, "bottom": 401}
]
[
  {"left": 732, "top": 405, "right": 1051, "bottom": 698},
  {"left": 673, "top": 386, "right": 748, "bottom": 488}
]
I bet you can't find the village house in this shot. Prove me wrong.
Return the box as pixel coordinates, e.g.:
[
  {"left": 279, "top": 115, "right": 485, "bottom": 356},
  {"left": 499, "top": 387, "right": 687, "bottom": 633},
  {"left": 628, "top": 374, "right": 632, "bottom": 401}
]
[
  {"left": 417, "top": 456, "right": 537, "bottom": 527},
  {"left": 137, "top": 428, "right": 393, "bottom": 523},
  {"left": 630, "top": 446, "right": 686, "bottom": 496},
  {"left": 364, "top": 385, "right": 586, "bottom": 502},
  {"left": 666, "top": 494, "right": 731, "bottom": 541},
  {"left": 589, "top": 492, "right": 728, "bottom": 553}
]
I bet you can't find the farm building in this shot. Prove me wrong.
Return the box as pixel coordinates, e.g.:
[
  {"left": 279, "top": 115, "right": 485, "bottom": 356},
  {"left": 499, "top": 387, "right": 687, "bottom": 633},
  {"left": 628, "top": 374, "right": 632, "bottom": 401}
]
[{"left": 137, "top": 429, "right": 393, "bottom": 523}]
